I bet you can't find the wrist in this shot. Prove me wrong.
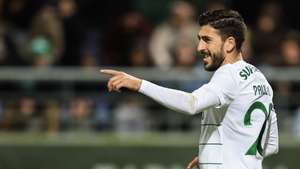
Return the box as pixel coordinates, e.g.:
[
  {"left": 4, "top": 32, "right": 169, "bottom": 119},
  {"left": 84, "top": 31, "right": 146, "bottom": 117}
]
[{"left": 135, "top": 79, "right": 142, "bottom": 91}]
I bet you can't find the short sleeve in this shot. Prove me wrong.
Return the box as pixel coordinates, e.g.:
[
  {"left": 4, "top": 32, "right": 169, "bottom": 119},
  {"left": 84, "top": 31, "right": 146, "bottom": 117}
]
[{"left": 205, "top": 65, "right": 239, "bottom": 106}]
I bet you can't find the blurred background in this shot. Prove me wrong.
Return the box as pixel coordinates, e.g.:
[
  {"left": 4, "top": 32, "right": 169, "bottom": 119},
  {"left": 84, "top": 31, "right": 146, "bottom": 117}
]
[{"left": 0, "top": 0, "right": 299, "bottom": 169}]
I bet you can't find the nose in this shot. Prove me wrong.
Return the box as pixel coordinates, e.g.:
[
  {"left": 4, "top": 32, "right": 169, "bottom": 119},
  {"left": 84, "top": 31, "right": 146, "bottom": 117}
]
[{"left": 197, "top": 40, "right": 207, "bottom": 52}]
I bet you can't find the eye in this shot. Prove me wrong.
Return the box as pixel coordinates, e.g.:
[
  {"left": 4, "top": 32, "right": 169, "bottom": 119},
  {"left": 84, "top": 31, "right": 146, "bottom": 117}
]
[{"left": 202, "top": 36, "right": 211, "bottom": 43}]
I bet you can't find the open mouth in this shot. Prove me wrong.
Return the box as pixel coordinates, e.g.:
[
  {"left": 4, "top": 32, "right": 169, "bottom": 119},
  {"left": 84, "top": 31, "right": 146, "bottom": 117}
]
[
  {"left": 200, "top": 52, "right": 211, "bottom": 65},
  {"left": 199, "top": 51, "right": 211, "bottom": 59},
  {"left": 203, "top": 54, "right": 210, "bottom": 58},
  {"left": 203, "top": 55, "right": 210, "bottom": 64},
  {"left": 202, "top": 53, "right": 211, "bottom": 61}
]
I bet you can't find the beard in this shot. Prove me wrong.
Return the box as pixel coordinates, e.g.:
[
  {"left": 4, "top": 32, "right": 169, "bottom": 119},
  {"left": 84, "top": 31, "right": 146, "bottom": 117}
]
[
  {"left": 198, "top": 45, "right": 225, "bottom": 72},
  {"left": 205, "top": 51, "right": 225, "bottom": 71}
]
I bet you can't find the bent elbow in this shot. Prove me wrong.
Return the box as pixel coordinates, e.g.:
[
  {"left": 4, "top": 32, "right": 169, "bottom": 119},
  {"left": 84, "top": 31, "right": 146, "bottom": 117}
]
[
  {"left": 186, "top": 109, "right": 198, "bottom": 115},
  {"left": 175, "top": 93, "right": 201, "bottom": 115},
  {"left": 185, "top": 104, "right": 200, "bottom": 115},
  {"left": 186, "top": 96, "right": 199, "bottom": 115}
]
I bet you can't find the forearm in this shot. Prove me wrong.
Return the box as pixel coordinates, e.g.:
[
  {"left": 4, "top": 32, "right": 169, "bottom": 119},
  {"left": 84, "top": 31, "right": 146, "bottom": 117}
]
[{"left": 139, "top": 80, "right": 219, "bottom": 115}]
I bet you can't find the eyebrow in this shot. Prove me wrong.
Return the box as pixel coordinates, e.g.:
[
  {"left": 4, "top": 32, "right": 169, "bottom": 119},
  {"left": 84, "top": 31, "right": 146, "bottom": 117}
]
[{"left": 198, "top": 35, "right": 212, "bottom": 42}]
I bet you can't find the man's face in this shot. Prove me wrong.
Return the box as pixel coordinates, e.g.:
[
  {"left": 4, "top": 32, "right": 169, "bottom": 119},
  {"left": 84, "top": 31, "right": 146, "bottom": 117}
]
[{"left": 197, "top": 25, "right": 225, "bottom": 71}]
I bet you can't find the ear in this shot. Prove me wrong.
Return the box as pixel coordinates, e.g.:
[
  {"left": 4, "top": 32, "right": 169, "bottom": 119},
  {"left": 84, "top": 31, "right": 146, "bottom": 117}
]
[{"left": 224, "top": 37, "right": 236, "bottom": 53}]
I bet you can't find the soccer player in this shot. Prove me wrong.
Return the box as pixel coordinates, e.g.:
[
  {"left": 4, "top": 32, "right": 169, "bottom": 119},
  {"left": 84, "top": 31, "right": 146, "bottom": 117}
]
[{"left": 101, "top": 10, "right": 279, "bottom": 169}]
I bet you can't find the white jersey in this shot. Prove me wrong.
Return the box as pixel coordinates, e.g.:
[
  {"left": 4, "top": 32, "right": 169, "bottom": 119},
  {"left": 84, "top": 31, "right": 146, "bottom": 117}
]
[
  {"left": 139, "top": 60, "right": 278, "bottom": 169},
  {"left": 194, "top": 60, "right": 278, "bottom": 169}
]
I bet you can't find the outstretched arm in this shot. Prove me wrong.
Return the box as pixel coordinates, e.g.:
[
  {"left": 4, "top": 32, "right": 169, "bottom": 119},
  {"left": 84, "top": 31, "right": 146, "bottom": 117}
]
[{"left": 101, "top": 69, "right": 220, "bottom": 115}]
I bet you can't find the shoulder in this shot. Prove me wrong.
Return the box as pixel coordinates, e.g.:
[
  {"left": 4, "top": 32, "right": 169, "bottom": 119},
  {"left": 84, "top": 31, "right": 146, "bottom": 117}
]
[
  {"left": 209, "top": 62, "right": 242, "bottom": 92},
  {"left": 215, "top": 60, "right": 266, "bottom": 84},
  {"left": 211, "top": 62, "right": 239, "bottom": 84},
  {"left": 209, "top": 61, "right": 258, "bottom": 90},
  {"left": 207, "top": 63, "right": 240, "bottom": 105}
]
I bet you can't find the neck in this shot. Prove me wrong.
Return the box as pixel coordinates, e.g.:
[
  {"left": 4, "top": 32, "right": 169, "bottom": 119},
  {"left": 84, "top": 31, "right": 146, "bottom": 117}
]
[{"left": 222, "top": 51, "right": 243, "bottom": 65}]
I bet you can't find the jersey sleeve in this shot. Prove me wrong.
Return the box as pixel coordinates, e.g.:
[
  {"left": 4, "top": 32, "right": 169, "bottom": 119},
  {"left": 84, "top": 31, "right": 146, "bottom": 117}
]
[
  {"left": 205, "top": 65, "right": 239, "bottom": 106},
  {"left": 264, "top": 111, "right": 279, "bottom": 157},
  {"left": 138, "top": 80, "right": 220, "bottom": 115}
]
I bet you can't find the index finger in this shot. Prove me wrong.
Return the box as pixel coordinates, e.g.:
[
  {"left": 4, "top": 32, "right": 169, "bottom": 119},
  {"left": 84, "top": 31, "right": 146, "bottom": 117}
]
[{"left": 100, "top": 69, "right": 122, "bottom": 76}]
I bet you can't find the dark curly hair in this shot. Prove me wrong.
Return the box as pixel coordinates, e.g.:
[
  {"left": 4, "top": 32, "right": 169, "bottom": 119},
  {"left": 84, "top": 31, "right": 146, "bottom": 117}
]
[{"left": 198, "top": 10, "right": 247, "bottom": 51}]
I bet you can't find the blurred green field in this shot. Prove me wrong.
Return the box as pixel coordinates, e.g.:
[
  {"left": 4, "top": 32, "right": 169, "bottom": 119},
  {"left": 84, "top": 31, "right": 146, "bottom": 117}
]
[
  {"left": 0, "top": 132, "right": 298, "bottom": 169},
  {"left": 0, "top": 132, "right": 199, "bottom": 146},
  {"left": 0, "top": 131, "right": 298, "bottom": 146}
]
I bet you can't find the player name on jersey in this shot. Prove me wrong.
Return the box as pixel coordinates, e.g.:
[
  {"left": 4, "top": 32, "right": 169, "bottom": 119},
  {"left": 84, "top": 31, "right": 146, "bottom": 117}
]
[
  {"left": 253, "top": 84, "right": 271, "bottom": 96},
  {"left": 239, "top": 65, "right": 260, "bottom": 80}
]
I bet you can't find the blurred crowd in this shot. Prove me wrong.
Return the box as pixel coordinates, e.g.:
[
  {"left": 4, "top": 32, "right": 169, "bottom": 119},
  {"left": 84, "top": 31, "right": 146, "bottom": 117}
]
[{"left": 0, "top": 0, "right": 300, "bottom": 136}]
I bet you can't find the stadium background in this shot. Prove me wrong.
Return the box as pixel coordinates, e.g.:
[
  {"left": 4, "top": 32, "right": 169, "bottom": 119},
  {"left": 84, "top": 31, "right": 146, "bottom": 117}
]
[{"left": 0, "top": 0, "right": 299, "bottom": 169}]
